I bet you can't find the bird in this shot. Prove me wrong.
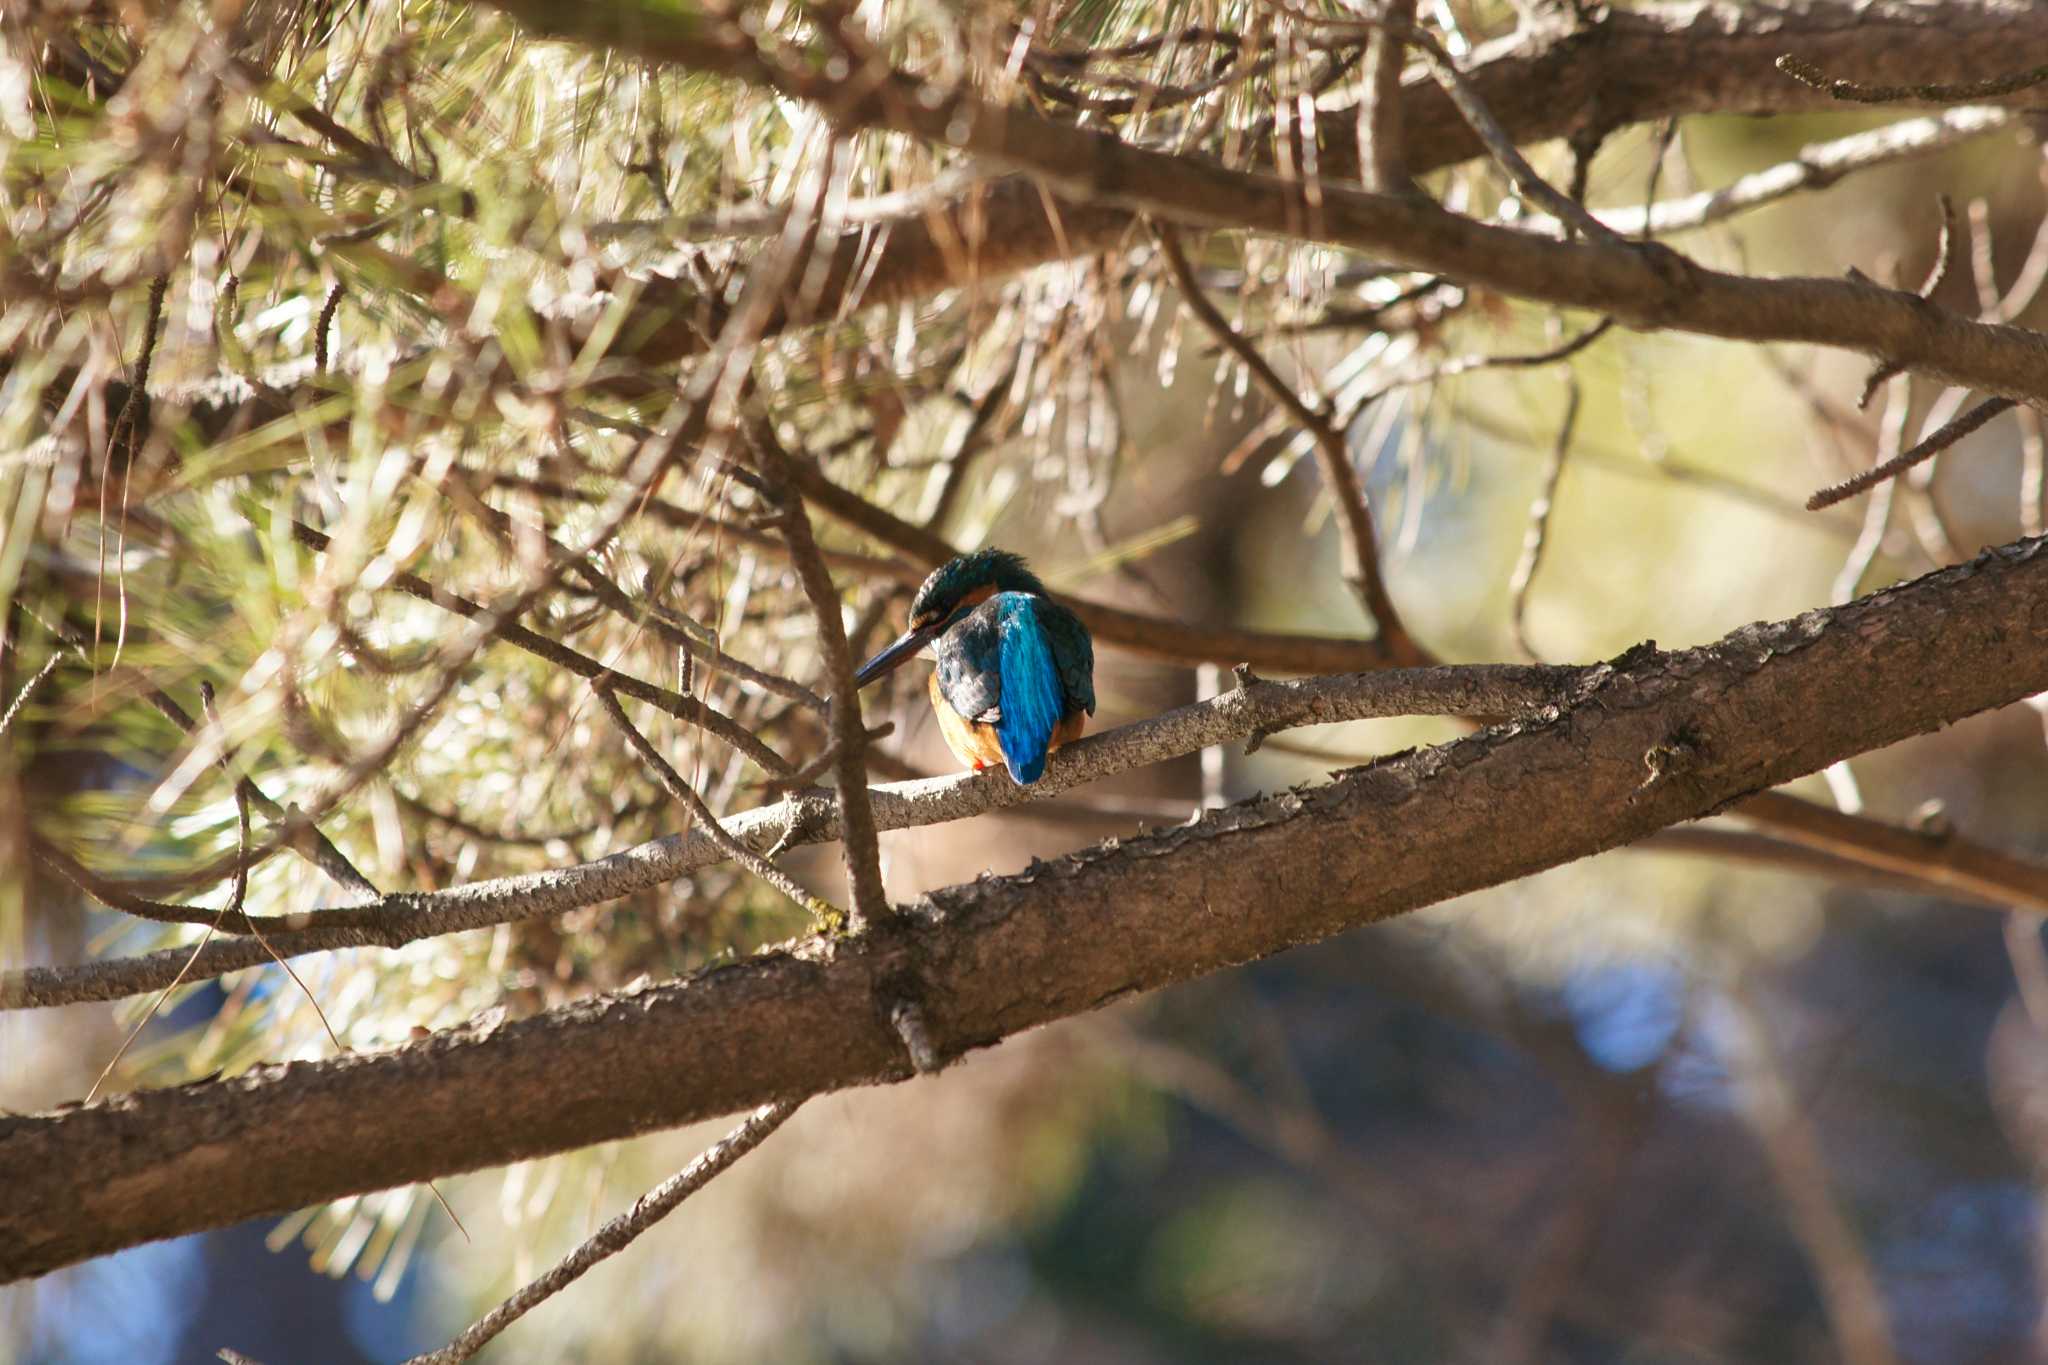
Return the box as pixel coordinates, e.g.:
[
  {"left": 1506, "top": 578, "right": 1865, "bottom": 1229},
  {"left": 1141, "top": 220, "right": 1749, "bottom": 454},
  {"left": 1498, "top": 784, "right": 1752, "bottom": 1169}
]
[{"left": 851, "top": 549, "right": 1095, "bottom": 784}]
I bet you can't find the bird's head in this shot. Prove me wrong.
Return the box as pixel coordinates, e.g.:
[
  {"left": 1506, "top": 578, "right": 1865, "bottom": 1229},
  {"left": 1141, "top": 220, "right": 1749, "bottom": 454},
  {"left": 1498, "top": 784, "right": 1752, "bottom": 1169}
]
[{"left": 853, "top": 549, "right": 1049, "bottom": 688}]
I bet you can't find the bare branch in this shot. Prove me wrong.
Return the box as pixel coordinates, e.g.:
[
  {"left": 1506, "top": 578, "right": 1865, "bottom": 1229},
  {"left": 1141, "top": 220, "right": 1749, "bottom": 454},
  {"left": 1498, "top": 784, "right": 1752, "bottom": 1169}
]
[
  {"left": 9, "top": 532, "right": 2048, "bottom": 1280},
  {"left": 1832, "top": 372, "right": 1911, "bottom": 601},
  {"left": 1153, "top": 224, "right": 1420, "bottom": 663},
  {"left": 1778, "top": 51, "right": 2048, "bottom": 105},
  {"left": 1733, "top": 791, "right": 2048, "bottom": 914},
  {"left": 1402, "top": 27, "right": 1621, "bottom": 245},
  {"left": 1354, "top": 0, "right": 1415, "bottom": 194},
  {"left": 403, "top": 1102, "right": 800, "bottom": 1365},
  {"left": 480, "top": 0, "right": 2048, "bottom": 410},
  {"left": 594, "top": 687, "right": 829, "bottom": 920},
  {"left": 1520, "top": 109, "right": 2017, "bottom": 240},
  {"left": 4, "top": 661, "right": 1577, "bottom": 1010},
  {"left": 1807, "top": 397, "right": 2016, "bottom": 510},
  {"left": 1508, "top": 375, "right": 1581, "bottom": 660},
  {"left": 744, "top": 422, "right": 891, "bottom": 928}
]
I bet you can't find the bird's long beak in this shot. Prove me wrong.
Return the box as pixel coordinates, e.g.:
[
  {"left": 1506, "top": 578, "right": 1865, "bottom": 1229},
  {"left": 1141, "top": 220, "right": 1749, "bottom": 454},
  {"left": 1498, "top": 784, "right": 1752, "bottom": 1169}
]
[{"left": 852, "top": 622, "right": 940, "bottom": 688}]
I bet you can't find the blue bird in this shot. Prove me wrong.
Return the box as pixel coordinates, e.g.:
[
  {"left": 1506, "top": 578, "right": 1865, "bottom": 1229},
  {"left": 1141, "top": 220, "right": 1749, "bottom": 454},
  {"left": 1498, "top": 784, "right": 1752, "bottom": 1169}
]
[{"left": 852, "top": 549, "right": 1095, "bottom": 784}]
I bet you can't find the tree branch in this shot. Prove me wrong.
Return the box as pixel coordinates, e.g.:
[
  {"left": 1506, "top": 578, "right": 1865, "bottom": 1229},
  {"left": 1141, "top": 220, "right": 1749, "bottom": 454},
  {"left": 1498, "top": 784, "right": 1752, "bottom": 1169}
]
[
  {"left": 1354, "top": 0, "right": 1415, "bottom": 194},
  {"left": 401, "top": 1101, "right": 800, "bottom": 1365},
  {"left": 1153, "top": 223, "right": 1420, "bottom": 663},
  {"left": 8, "top": 534, "right": 2048, "bottom": 1281},
  {"left": 747, "top": 422, "right": 891, "bottom": 927},
  {"left": 487, "top": 0, "right": 2048, "bottom": 410},
  {"left": 3, "top": 663, "right": 1576, "bottom": 1011},
  {"left": 539, "top": 0, "right": 2048, "bottom": 372},
  {"left": 1517, "top": 107, "right": 2018, "bottom": 240}
]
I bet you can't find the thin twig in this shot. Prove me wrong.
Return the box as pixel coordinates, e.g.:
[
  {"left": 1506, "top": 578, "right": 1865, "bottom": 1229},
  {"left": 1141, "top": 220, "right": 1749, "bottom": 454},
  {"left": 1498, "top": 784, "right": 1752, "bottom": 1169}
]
[
  {"left": 289, "top": 519, "right": 794, "bottom": 776},
  {"left": 747, "top": 421, "right": 892, "bottom": 928},
  {"left": 1354, "top": 0, "right": 1414, "bottom": 194},
  {"left": 1721, "top": 977, "right": 1900, "bottom": 1365},
  {"left": 198, "top": 682, "right": 345, "bottom": 1054},
  {"left": 2005, "top": 914, "right": 2048, "bottom": 1032},
  {"left": 1966, "top": 198, "right": 2048, "bottom": 535},
  {"left": 1807, "top": 397, "right": 2016, "bottom": 510},
  {"left": 1735, "top": 790, "right": 2048, "bottom": 913},
  {"left": 314, "top": 282, "right": 343, "bottom": 374},
  {"left": 1917, "top": 194, "right": 1959, "bottom": 300},
  {"left": 593, "top": 686, "right": 830, "bottom": 920},
  {"left": 0, "top": 652, "right": 60, "bottom": 738},
  {"left": 1857, "top": 360, "right": 1907, "bottom": 411},
  {"left": 1508, "top": 375, "right": 1580, "bottom": 661},
  {"left": 1404, "top": 28, "right": 1622, "bottom": 245},
  {"left": 1525, "top": 109, "right": 2016, "bottom": 241},
  {"left": 437, "top": 474, "right": 824, "bottom": 709},
  {"left": 1368, "top": 317, "right": 1614, "bottom": 399},
  {"left": 403, "top": 1101, "right": 800, "bottom": 1365},
  {"left": 1831, "top": 373, "right": 1910, "bottom": 602},
  {"left": 1153, "top": 223, "right": 1420, "bottom": 664},
  {"left": 1778, "top": 52, "right": 2048, "bottom": 105},
  {"left": 1968, "top": 196, "right": 2003, "bottom": 318},
  {"left": 922, "top": 364, "right": 1017, "bottom": 533},
  {"left": 1986, "top": 199, "right": 2048, "bottom": 326},
  {"left": 82, "top": 685, "right": 262, "bottom": 1105},
  {"left": 1852, "top": 198, "right": 1960, "bottom": 408},
  {"left": 107, "top": 274, "right": 169, "bottom": 463},
  {"left": 1902, "top": 386, "right": 1970, "bottom": 563}
]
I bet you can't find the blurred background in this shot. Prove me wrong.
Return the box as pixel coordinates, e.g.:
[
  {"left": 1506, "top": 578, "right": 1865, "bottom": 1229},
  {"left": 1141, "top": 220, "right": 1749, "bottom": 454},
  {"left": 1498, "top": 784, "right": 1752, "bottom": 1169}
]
[{"left": 7, "top": 1, "right": 2048, "bottom": 1361}]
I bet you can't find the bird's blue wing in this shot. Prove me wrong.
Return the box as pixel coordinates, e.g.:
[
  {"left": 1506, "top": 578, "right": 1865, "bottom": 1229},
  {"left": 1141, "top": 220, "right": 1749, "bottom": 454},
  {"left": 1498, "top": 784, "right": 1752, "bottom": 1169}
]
[
  {"left": 1039, "top": 599, "right": 1094, "bottom": 717},
  {"left": 993, "top": 594, "right": 1067, "bottom": 784}
]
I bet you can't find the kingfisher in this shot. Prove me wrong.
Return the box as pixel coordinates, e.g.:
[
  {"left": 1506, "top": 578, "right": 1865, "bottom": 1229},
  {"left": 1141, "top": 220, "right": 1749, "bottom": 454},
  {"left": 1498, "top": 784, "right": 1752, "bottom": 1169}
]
[{"left": 852, "top": 549, "right": 1095, "bottom": 784}]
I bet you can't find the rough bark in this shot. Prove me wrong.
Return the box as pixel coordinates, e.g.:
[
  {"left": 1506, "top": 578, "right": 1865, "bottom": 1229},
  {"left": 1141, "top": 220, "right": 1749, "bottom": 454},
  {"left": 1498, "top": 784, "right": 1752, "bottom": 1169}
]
[{"left": 6, "top": 534, "right": 2048, "bottom": 1282}]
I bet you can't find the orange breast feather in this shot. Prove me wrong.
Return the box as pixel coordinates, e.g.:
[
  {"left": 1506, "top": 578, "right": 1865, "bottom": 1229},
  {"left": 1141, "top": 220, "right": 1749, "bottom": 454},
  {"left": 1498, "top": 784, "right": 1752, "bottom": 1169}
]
[
  {"left": 928, "top": 669, "right": 1087, "bottom": 773},
  {"left": 929, "top": 668, "right": 1008, "bottom": 771}
]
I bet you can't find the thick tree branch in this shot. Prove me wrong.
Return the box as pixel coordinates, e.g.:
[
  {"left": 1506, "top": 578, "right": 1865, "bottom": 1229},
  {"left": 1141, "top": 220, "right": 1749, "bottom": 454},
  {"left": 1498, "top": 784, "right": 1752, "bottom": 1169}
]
[
  {"left": 489, "top": 0, "right": 2048, "bottom": 409},
  {"left": 8, "top": 535, "right": 2048, "bottom": 1281},
  {"left": 565, "top": 0, "right": 2048, "bottom": 368}
]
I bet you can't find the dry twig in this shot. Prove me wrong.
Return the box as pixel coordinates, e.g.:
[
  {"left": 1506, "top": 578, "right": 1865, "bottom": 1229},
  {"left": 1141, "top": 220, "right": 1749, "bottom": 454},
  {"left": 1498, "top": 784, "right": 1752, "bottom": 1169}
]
[
  {"left": 1152, "top": 223, "right": 1420, "bottom": 664},
  {"left": 404, "top": 1102, "right": 800, "bottom": 1365},
  {"left": 1778, "top": 52, "right": 2048, "bottom": 105},
  {"left": 1807, "top": 397, "right": 2016, "bottom": 510}
]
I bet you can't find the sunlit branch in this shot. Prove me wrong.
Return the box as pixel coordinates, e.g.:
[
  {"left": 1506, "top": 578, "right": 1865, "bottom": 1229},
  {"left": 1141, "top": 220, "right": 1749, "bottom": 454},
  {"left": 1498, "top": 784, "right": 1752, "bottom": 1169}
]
[{"left": 10, "top": 532, "right": 2048, "bottom": 1280}]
